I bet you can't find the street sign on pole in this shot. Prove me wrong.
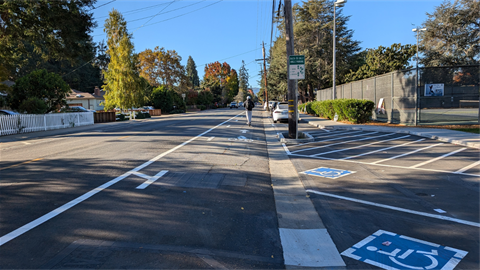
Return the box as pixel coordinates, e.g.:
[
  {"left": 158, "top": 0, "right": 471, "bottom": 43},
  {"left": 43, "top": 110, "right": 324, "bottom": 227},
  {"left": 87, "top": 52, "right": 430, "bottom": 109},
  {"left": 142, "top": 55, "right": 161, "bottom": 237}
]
[{"left": 289, "top": 55, "right": 305, "bottom": 80}]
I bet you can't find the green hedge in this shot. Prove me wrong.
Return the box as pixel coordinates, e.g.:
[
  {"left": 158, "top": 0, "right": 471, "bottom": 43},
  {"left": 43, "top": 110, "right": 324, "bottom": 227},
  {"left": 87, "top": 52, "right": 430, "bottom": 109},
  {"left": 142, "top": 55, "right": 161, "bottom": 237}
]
[{"left": 300, "top": 99, "right": 374, "bottom": 124}]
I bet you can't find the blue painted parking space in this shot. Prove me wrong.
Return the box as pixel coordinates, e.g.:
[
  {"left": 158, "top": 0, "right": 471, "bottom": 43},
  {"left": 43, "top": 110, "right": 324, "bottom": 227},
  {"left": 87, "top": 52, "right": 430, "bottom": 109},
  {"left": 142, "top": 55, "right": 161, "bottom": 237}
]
[
  {"left": 301, "top": 167, "right": 355, "bottom": 179},
  {"left": 341, "top": 230, "right": 468, "bottom": 270}
]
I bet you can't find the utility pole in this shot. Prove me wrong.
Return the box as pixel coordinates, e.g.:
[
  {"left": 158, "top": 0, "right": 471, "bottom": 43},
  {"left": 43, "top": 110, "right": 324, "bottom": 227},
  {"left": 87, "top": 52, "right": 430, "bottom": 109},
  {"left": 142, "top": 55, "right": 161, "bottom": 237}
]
[
  {"left": 285, "top": 0, "right": 297, "bottom": 139},
  {"left": 262, "top": 42, "right": 269, "bottom": 110}
]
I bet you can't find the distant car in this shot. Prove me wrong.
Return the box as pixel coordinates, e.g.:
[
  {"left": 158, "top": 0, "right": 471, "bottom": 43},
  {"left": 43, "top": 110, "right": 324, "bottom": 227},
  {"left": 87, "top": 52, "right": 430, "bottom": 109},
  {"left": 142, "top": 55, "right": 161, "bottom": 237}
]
[
  {"left": 230, "top": 102, "right": 238, "bottom": 109},
  {"left": 272, "top": 102, "right": 289, "bottom": 123},
  {"left": 0, "top": 110, "right": 20, "bottom": 115},
  {"left": 238, "top": 102, "right": 244, "bottom": 108},
  {"left": 65, "top": 106, "right": 95, "bottom": 113}
]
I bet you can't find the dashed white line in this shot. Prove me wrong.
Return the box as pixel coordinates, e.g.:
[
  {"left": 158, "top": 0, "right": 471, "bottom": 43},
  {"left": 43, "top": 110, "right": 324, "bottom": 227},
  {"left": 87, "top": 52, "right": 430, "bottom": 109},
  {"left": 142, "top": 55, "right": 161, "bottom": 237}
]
[
  {"left": 410, "top": 147, "right": 467, "bottom": 168},
  {"left": 207, "top": 136, "right": 215, "bottom": 141},
  {"left": 306, "top": 189, "right": 480, "bottom": 228}
]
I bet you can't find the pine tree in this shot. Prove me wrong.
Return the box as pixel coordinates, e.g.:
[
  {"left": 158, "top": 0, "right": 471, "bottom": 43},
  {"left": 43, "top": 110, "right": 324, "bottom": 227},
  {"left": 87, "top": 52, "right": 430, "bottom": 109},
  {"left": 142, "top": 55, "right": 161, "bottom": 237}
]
[
  {"left": 102, "top": 9, "right": 143, "bottom": 110},
  {"left": 186, "top": 56, "right": 200, "bottom": 87}
]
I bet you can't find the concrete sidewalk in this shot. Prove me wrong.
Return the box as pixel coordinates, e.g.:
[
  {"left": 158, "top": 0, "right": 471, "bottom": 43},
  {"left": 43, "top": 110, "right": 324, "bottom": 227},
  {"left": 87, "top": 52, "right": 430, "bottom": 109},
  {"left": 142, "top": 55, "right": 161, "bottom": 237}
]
[{"left": 299, "top": 113, "right": 480, "bottom": 149}]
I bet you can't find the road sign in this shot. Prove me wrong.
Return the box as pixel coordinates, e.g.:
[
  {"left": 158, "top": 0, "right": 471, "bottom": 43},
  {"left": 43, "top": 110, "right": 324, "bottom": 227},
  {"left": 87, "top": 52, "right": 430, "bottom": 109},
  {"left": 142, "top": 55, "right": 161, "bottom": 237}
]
[
  {"left": 301, "top": 167, "right": 355, "bottom": 179},
  {"left": 289, "top": 55, "right": 305, "bottom": 80},
  {"left": 341, "top": 230, "right": 468, "bottom": 270}
]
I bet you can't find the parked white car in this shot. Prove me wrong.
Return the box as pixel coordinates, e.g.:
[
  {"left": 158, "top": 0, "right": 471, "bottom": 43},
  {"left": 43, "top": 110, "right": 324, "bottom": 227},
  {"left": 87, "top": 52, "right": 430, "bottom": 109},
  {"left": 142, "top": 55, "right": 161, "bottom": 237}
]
[{"left": 272, "top": 102, "right": 289, "bottom": 123}]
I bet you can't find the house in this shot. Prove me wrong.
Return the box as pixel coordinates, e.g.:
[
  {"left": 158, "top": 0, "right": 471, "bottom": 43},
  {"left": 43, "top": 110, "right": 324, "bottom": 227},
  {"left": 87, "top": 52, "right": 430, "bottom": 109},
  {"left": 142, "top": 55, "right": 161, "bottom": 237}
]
[{"left": 66, "top": 86, "right": 105, "bottom": 111}]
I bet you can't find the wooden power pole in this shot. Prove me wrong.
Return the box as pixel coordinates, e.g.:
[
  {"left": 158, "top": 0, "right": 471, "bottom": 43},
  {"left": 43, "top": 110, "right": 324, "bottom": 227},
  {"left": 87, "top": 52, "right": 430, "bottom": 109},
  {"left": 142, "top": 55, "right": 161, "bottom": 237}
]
[
  {"left": 285, "top": 0, "right": 297, "bottom": 139},
  {"left": 262, "top": 42, "right": 269, "bottom": 110}
]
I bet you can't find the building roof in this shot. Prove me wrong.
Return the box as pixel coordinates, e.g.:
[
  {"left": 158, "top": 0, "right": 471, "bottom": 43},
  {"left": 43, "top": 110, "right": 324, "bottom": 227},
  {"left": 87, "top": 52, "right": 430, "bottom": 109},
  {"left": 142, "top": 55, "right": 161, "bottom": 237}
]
[{"left": 67, "top": 89, "right": 104, "bottom": 100}]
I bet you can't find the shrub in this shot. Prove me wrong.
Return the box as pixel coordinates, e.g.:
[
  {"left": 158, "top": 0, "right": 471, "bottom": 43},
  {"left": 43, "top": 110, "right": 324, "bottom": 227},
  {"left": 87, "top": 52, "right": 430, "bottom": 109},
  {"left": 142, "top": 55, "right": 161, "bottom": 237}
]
[
  {"left": 169, "top": 109, "right": 185, "bottom": 114},
  {"left": 19, "top": 97, "right": 48, "bottom": 114},
  {"left": 198, "top": 105, "right": 206, "bottom": 110},
  {"left": 309, "top": 99, "right": 374, "bottom": 123},
  {"left": 116, "top": 113, "right": 126, "bottom": 121}
]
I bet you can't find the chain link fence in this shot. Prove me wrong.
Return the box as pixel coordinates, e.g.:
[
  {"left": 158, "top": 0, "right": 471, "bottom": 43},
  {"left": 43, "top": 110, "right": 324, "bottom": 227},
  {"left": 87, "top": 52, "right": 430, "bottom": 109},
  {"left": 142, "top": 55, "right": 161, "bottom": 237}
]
[{"left": 317, "top": 65, "right": 479, "bottom": 125}]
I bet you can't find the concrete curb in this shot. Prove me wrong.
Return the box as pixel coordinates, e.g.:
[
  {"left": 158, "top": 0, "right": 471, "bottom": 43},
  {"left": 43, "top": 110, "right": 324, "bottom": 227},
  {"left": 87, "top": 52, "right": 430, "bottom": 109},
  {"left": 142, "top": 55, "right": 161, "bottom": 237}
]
[
  {"left": 302, "top": 119, "right": 480, "bottom": 149},
  {"left": 263, "top": 113, "right": 345, "bottom": 269}
]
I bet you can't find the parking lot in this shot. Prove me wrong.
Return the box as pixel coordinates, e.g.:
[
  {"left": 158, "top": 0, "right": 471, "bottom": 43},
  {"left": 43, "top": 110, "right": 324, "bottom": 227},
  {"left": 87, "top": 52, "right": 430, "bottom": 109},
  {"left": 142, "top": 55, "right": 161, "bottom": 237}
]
[{"left": 273, "top": 121, "right": 479, "bottom": 269}]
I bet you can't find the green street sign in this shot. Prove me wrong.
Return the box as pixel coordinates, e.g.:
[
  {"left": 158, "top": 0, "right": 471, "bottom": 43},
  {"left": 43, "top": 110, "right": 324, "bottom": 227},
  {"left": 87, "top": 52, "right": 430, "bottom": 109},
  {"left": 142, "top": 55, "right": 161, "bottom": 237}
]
[
  {"left": 288, "top": 55, "right": 305, "bottom": 80},
  {"left": 289, "top": 55, "right": 305, "bottom": 65}
]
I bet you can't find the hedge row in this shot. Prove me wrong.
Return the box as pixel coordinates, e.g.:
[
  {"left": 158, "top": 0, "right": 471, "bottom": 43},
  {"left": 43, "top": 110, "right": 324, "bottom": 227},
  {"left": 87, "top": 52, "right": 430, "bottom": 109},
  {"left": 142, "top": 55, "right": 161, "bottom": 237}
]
[{"left": 298, "top": 99, "right": 375, "bottom": 124}]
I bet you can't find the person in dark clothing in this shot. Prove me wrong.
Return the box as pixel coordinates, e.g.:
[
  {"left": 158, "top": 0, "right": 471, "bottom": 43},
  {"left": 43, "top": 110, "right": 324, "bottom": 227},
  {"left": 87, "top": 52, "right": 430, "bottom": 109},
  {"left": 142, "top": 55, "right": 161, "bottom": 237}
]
[{"left": 244, "top": 96, "right": 255, "bottom": 126}]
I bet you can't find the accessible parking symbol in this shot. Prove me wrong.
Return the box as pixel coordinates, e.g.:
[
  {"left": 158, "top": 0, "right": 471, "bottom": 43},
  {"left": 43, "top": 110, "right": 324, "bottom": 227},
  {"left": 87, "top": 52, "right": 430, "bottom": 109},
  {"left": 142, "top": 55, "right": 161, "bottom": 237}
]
[
  {"left": 342, "top": 230, "right": 468, "bottom": 270},
  {"left": 301, "top": 167, "right": 355, "bottom": 179}
]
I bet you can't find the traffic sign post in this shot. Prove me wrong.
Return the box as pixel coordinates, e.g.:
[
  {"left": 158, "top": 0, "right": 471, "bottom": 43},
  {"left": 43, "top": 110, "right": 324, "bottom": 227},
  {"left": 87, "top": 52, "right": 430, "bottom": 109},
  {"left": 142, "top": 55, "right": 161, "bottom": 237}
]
[{"left": 288, "top": 55, "right": 304, "bottom": 139}]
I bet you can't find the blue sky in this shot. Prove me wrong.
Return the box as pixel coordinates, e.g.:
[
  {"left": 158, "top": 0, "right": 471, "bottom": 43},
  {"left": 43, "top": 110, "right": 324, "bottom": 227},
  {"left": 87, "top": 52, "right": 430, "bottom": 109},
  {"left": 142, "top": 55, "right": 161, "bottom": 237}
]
[{"left": 90, "top": 0, "right": 445, "bottom": 89}]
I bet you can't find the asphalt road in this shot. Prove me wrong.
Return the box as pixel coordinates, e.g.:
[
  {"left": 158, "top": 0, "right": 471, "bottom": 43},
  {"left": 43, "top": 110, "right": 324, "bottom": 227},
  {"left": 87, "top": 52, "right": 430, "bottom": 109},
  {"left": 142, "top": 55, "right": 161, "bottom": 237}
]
[
  {"left": 0, "top": 109, "right": 283, "bottom": 269},
  {"left": 274, "top": 121, "right": 479, "bottom": 270}
]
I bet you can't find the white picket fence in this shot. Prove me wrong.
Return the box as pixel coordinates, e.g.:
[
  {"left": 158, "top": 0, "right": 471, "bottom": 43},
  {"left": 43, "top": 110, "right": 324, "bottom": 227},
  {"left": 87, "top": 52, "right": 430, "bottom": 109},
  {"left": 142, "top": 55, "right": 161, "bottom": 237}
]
[{"left": 0, "top": 112, "right": 94, "bottom": 136}]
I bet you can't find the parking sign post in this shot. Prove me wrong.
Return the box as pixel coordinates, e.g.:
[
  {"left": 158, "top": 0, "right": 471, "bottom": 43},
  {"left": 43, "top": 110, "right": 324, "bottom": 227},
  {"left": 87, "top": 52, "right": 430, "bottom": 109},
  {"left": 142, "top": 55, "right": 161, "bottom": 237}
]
[{"left": 288, "top": 55, "right": 305, "bottom": 139}]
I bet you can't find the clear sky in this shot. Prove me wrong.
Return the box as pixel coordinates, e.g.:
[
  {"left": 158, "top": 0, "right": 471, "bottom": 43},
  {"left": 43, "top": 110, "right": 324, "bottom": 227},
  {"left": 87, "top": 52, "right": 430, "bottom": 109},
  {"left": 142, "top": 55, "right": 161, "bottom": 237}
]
[{"left": 90, "top": 0, "right": 445, "bottom": 90}]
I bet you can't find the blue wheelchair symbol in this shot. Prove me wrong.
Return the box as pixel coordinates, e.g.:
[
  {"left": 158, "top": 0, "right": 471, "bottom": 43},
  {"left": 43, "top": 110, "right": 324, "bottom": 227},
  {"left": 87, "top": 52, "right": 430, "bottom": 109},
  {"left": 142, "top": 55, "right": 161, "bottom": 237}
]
[
  {"left": 342, "top": 230, "right": 468, "bottom": 270},
  {"left": 301, "top": 167, "right": 355, "bottom": 179}
]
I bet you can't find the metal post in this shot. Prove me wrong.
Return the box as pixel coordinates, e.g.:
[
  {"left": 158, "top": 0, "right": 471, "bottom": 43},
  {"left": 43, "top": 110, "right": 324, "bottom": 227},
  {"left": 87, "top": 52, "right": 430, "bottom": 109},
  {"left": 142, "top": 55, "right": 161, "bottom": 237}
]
[
  {"left": 415, "top": 29, "right": 419, "bottom": 126},
  {"left": 332, "top": 5, "right": 336, "bottom": 100},
  {"left": 262, "top": 42, "right": 269, "bottom": 110}
]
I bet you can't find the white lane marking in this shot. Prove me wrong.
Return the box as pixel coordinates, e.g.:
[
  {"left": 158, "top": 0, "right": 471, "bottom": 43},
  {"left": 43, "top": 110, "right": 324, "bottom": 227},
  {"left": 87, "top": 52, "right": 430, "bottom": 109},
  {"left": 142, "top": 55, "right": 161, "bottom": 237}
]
[
  {"left": 341, "top": 138, "right": 425, "bottom": 160},
  {"left": 410, "top": 147, "right": 467, "bottom": 168},
  {"left": 320, "top": 128, "right": 330, "bottom": 133},
  {"left": 0, "top": 172, "right": 130, "bottom": 246},
  {"left": 291, "top": 132, "right": 379, "bottom": 153},
  {"left": 311, "top": 135, "right": 410, "bottom": 157},
  {"left": 271, "top": 123, "right": 275, "bottom": 126},
  {"left": 306, "top": 189, "right": 480, "bottom": 228},
  {"left": 287, "top": 153, "right": 480, "bottom": 177},
  {"left": 279, "top": 228, "right": 345, "bottom": 267},
  {"left": 434, "top": 209, "right": 447, "bottom": 213},
  {"left": 135, "top": 170, "right": 169, "bottom": 189},
  {"left": 227, "top": 125, "right": 230, "bottom": 127},
  {"left": 240, "top": 130, "right": 248, "bottom": 133},
  {"left": 455, "top": 160, "right": 480, "bottom": 174},
  {"left": 314, "top": 131, "right": 370, "bottom": 142},
  {"left": 207, "top": 136, "right": 215, "bottom": 141},
  {"left": 0, "top": 112, "right": 245, "bottom": 247},
  {"left": 371, "top": 143, "right": 444, "bottom": 164},
  {"left": 282, "top": 143, "right": 291, "bottom": 155}
]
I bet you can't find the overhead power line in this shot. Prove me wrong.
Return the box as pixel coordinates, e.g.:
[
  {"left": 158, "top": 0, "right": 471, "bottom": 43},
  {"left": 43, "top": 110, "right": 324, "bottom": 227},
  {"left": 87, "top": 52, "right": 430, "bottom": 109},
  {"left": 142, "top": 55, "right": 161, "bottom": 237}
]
[
  {"left": 131, "top": 0, "right": 177, "bottom": 34},
  {"left": 94, "top": 1, "right": 173, "bottom": 19},
  {"left": 90, "top": 0, "right": 116, "bottom": 11}
]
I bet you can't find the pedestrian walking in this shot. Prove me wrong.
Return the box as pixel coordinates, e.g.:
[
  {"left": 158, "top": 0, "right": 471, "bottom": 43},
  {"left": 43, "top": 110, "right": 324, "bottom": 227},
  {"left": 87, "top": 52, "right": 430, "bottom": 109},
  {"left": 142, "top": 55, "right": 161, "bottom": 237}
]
[{"left": 244, "top": 96, "right": 255, "bottom": 126}]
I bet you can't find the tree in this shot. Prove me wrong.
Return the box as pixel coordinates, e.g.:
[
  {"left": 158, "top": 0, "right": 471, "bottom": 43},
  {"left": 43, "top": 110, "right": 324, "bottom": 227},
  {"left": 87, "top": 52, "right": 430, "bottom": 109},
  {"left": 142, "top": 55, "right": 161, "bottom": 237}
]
[
  {"left": 0, "top": 1, "right": 97, "bottom": 80},
  {"left": 102, "top": 9, "right": 143, "bottom": 110},
  {"left": 186, "top": 56, "right": 200, "bottom": 87},
  {"left": 138, "top": 46, "right": 187, "bottom": 91},
  {"left": 8, "top": 69, "right": 70, "bottom": 113},
  {"left": 420, "top": 0, "right": 480, "bottom": 66},
  {"left": 202, "top": 61, "right": 233, "bottom": 103},
  {"left": 345, "top": 43, "right": 416, "bottom": 82}
]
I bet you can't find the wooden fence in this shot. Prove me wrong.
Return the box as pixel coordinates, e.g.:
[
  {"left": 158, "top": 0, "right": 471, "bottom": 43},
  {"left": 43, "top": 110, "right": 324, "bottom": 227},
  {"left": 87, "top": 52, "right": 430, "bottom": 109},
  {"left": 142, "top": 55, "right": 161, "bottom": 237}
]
[
  {"left": 0, "top": 112, "right": 94, "bottom": 136},
  {"left": 94, "top": 111, "right": 116, "bottom": 123}
]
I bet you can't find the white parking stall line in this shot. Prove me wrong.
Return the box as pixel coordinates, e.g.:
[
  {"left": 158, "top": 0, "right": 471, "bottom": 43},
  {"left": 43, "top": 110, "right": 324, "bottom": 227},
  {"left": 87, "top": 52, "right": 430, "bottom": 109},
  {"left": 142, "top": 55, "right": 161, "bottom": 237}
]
[
  {"left": 455, "top": 160, "right": 480, "bottom": 174},
  {"left": 291, "top": 132, "right": 379, "bottom": 153},
  {"left": 282, "top": 143, "right": 292, "bottom": 155},
  {"left": 370, "top": 143, "right": 445, "bottom": 164},
  {"left": 227, "top": 125, "right": 230, "bottom": 127},
  {"left": 207, "top": 136, "right": 215, "bottom": 141},
  {"left": 287, "top": 153, "right": 480, "bottom": 177},
  {"left": 311, "top": 135, "right": 410, "bottom": 157},
  {"left": 410, "top": 148, "right": 467, "bottom": 168},
  {"left": 341, "top": 138, "right": 425, "bottom": 160},
  {"left": 295, "top": 131, "right": 360, "bottom": 147},
  {"left": 306, "top": 189, "right": 480, "bottom": 228},
  {"left": 0, "top": 112, "right": 245, "bottom": 247},
  {"left": 315, "top": 131, "right": 370, "bottom": 142}
]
